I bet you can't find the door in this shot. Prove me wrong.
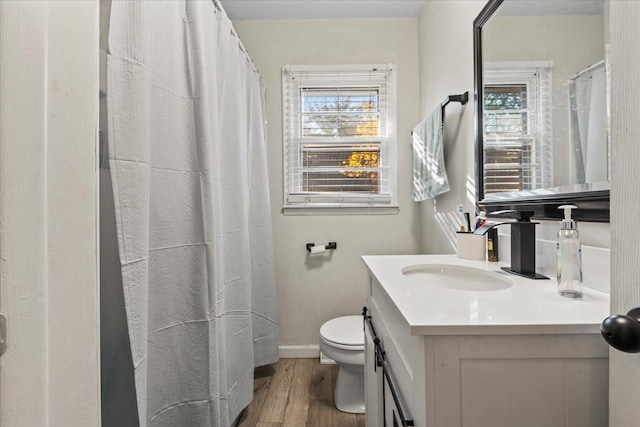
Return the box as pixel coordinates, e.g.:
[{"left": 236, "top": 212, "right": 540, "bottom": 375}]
[
  {"left": 0, "top": 2, "right": 100, "bottom": 426},
  {"left": 609, "top": 1, "right": 640, "bottom": 425}
]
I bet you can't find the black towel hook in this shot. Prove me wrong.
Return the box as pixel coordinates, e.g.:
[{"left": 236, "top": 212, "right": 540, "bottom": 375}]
[
  {"left": 441, "top": 91, "right": 469, "bottom": 110},
  {"left": 441, "top": 91, "right": 469, "bottom": 127},
  {"left": 411, "top": 91, "right": 469, "bottom": 136}
]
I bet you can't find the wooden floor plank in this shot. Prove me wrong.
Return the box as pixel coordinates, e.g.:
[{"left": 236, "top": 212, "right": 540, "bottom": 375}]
[
  {"left": 236, "top": 365, "right": 274, "bottom": 427},
  {"left": 243, "top": 358, "right": 364, "bottom": 427},
  {"left": 306, "top": 399, "right": 334, "bottom": 427},
  {"left": 282, "top": 358, "right": 314, "bottom": 426},
  {"left": 258, "top": 359, "right": 296, "bottom": 423},
  {"left": 309, "top": 360, "right": 333, "bottom": 401},
  {"left": 255, "top": 364, "right": 277, "bottom": 379},
  {"left": 330, "top": 364, "right": 338, "bottom": 404},
  {"left": 332, "top": 408, "right": 359, "bottom": 427}
]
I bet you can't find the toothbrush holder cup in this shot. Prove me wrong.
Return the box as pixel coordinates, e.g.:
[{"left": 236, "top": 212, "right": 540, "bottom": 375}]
[{"left": 456, "top": 232, "right": 486, "bottom": 261}]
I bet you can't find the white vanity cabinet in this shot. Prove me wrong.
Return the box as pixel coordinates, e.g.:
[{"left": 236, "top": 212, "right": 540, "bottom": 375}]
[{"left": 363, "top": 267, "right": 609, "bottom": 427}]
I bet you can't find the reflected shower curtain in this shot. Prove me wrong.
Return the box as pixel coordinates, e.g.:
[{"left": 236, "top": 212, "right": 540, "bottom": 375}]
[
  {"left": 106, "top": 2, "right": 278, "bottom": 426},
  {"left": 568, "top": 63, "right": 608, "bottom": 184}
]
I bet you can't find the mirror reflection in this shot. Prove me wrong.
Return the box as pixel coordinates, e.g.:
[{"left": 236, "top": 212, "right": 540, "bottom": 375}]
[{"left": 481, "top": 0, "right": 609, "bottom": 198}]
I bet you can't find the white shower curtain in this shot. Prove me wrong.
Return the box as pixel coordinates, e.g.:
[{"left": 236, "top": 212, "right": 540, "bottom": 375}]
[
  {"left": 569, "top": 63, "right": 608, "bottom": 184},
  {"left": 106, "top": 2, "right": 278, "bottom": 426}
]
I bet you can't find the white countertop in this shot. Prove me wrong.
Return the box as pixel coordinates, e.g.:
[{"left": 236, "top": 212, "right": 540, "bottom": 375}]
[{"left": 362, "top": 254, "right": 610, "bottom": 336}]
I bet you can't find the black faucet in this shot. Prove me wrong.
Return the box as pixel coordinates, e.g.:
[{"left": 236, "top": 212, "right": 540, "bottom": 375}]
[{"left": 474, "top": 210, "right": 549, "bottom": 280}]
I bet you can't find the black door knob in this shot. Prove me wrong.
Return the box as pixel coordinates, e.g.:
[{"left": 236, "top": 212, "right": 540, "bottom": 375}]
[{"left": 601, "top": 306, "right": 640, "bottom": 353}]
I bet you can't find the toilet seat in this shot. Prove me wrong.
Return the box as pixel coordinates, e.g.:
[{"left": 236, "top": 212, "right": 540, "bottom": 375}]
[
  {"left": 320, "top": 335, "right": 364, "bottom": 351},
  {"left": 320, "top": 316, "right": 364, "bottom": 351}
]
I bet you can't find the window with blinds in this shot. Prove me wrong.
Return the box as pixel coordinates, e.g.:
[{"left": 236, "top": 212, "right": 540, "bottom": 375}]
[
  {"left": 483, "top": 64, "right": 553, "bottom": 194},
  {"left": 282, "top": 65, "right": 397, "bottom": 209}
]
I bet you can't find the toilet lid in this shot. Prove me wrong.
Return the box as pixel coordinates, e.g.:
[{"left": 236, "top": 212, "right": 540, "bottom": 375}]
[{"left": 320, "top": 315, "right": 364, "bottom": 348}]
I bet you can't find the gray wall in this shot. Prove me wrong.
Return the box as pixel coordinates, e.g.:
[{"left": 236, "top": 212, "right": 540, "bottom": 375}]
[
  {"left": 99, "top": 2, "right": 612, "bottom": 381},
  {"left": 609, "top": 1, "right": 640, "bottom": 424},
  {"left": 417, "top": 1, "right": 484, "bottom": 254},
  {"left": 233, "top": 18, "right": 422, "bottom": 351},
  {"left": 0, "top": 2, "right": 100, "bottom": 424},
  {"left": 417, "top": 1, "right": 610, "bottom": 266}
]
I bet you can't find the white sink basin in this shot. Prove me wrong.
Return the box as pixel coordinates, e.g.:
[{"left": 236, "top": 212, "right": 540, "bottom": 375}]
[{"left": 401, "top": 264, "right": 512, "bottom": 291}]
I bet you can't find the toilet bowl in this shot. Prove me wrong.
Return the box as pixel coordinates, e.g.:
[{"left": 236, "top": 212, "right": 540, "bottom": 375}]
[{"left": 319, "top": 315, "right": 365, "bottom": 414}]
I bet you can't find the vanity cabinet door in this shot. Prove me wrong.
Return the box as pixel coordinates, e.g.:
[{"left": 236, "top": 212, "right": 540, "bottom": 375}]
[
  {"left": 383, "top": 385, "right": 402, "bottom": 427},
  {"left": 381, "top": 358, "right": 414, "bottom": 427},
  {"left": 364, "top": 313, "right": 383, "bottom": 427},
  {"left": 365, "top": 306, "right": 414, "bottom": 427}
]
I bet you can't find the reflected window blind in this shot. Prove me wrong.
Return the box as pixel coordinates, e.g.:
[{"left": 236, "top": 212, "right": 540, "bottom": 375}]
[
  {"left": 282, "top": 65, "right": 396, "bottom": 206},
  {"left": 483, "top": 65, "right": 553, "bottom": 194}
]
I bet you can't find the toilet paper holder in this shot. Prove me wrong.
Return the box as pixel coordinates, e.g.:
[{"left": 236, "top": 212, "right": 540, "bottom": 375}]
[{"left": 306, "top": 242, "right": 337, "bottom": 252}]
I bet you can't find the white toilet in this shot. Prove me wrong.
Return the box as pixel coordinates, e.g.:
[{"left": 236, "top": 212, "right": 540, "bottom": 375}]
[{"left": 319, "top": 315, "right": 365, "bottom": 414}]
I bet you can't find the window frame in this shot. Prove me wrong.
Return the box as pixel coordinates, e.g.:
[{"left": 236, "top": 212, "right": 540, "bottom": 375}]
[
  {"left": 482, "top": 61, "right": 553, "bottom": 195},
  {"left": 281, "top": 64, "right": 398, "bottom": 215}
]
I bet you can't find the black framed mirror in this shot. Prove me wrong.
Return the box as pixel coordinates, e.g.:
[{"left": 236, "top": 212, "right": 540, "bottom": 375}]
[{"left": 474, "top": 0, "right": 609, "bottom": 222}]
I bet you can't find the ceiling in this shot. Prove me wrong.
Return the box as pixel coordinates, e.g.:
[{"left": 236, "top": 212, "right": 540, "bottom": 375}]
[
  {"left": 219, "top": 0, "right": 605, "bottom": 21},
  {"left": 219, "top": 0, "right": 427, "bottom": 21}
]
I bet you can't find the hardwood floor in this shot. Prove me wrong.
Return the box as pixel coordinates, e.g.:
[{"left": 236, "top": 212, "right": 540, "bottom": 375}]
[{"left": 237, "top": 358, "right": 365, "bottom": 427}]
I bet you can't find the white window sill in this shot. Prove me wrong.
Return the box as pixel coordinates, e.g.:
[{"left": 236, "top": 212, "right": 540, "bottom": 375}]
[{"left": 282, "top": 204, "right": 399, "bottom": 216}]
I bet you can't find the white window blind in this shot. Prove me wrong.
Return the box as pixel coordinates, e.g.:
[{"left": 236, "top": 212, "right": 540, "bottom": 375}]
[
  {"left": 483, "top": 63, "right": 553, "bottom": 194},
  {"left": 282, "top": 64, "right": 397, "bottom": 209}
]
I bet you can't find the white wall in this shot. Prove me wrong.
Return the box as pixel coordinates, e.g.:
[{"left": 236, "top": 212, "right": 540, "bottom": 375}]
[
  {"left": 417, "top": 2, "right": 610, "bottom": 287},
  {"left": 233, "top": 18, "right": 421, "bottom": 351},
  {"left": 0, "top": 1, "right": 100, "bottom": 425}
]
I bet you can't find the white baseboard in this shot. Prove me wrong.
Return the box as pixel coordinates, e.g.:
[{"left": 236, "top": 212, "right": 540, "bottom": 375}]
[
  {"left": 278, "top": 345, "right": 337, "bottom": 364},
  {"left": 278, "top": 344, "right": 320, "bottom": 359},
  {"left": 320, "top": 352, "right": 337, "bottom": 365}
]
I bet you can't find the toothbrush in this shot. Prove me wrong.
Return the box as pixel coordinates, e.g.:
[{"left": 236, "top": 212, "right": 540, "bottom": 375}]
[{"left": 456, "top": 204, "right": 467, "bottom": 232}]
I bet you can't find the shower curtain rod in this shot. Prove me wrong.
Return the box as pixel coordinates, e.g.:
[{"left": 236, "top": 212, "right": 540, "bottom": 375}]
[
  {"left": 569, "top": 59, "right": 605, "bottom": 81},
  {"left": 211, "top": 0, "right": 263, "bottom": 81}
]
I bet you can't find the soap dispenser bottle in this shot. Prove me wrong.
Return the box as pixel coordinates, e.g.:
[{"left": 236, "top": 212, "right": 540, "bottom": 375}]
[{"left": 557, "top": 205, "right": 583, "bottom": 298}]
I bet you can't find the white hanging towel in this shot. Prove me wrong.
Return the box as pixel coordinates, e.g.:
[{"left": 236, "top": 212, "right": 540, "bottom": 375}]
[{"left": 412, "top": 107, "right": 450, "bottom": 201}]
